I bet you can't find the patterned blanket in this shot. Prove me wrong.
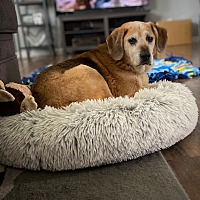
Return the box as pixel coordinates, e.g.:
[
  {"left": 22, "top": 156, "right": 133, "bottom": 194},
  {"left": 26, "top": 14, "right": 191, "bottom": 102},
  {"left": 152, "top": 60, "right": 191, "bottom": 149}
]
[{"left": 148, "top": 56, "right": 200, "bottom": 83}]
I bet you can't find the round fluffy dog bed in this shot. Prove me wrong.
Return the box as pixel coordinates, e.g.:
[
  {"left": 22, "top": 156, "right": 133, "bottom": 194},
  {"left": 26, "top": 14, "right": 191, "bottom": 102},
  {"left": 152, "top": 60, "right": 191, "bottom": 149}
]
[{"left": 0, "top": 81, "right": 198, "bottom": 171}]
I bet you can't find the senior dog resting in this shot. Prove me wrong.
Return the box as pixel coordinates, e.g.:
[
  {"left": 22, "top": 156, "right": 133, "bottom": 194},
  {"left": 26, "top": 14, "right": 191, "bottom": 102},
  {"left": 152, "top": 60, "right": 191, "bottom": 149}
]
[{"left": 32, "top": 21, "right": 168, "bottom": 108}]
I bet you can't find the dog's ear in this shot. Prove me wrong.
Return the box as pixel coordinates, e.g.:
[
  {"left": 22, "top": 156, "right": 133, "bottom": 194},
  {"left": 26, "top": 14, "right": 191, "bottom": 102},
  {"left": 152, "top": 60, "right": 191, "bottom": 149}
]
[
  {"left": 106, "top": 27, "right": 127, "bottom": 61},
  {"left": 149, "top": 22, "right": 168, "bottom": 53}
]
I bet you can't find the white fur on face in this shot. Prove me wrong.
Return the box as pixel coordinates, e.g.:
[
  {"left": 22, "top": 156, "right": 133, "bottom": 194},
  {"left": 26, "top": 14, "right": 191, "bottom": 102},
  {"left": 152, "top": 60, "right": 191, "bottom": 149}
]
[{"left": 123, "top": 22, "right": 156, "bottom": 73}]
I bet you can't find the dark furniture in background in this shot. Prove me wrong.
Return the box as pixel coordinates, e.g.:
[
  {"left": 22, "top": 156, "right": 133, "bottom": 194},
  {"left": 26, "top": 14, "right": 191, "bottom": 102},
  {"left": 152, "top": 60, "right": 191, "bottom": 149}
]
[
  {"left": 60, "top": 8, "right": 149, "bottom": 54},
  {"left": 0, "top": 0, "right": 21, "bottom": 84}
]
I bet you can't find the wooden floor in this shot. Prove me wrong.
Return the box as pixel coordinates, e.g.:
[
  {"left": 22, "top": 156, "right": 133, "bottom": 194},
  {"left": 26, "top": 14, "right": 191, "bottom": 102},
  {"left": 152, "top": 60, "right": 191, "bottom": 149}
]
[
  {"left": 18, "top": 42, "right": 200, "bottom": 200},
  {"left": 162, "top": 76, "right": 200, "bottom": 200}
]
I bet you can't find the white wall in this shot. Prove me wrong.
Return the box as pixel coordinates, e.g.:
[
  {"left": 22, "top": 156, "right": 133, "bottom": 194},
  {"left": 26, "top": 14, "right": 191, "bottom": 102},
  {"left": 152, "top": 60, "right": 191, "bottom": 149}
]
[{"left": 147, "top": 0, "right": 199, "bottom": 36}]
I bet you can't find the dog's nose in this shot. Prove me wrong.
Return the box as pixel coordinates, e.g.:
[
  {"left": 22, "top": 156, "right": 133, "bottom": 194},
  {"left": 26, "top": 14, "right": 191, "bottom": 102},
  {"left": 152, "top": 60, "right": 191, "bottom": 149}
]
[{"left": 140, "top": 49, "right": 151, "bottom": 64}]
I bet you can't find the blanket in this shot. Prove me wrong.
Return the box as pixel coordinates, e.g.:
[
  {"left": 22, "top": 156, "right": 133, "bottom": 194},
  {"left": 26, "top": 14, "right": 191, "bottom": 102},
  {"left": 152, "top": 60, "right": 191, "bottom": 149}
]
[{"left": 148, "top": 56, "right": 200, "bottom": 83}]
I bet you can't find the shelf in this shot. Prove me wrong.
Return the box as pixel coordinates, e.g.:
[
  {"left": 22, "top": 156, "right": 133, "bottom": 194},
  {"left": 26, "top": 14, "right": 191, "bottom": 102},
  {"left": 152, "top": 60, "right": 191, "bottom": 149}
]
[
  {"left": 19, "top": 45, "right": 50, "bottom": 50},
  {"left": 15, "top": 0, "right": 43, "bottom": 6},
  {"left": 60, "top": 9, "right": 150, "bottom": 21},
  {"left": 19, "top": 24, "right": 45, "bottom": 27},
  {"left": 15, "top": 0, "right": 55, "bottom": 58},
  {"left": 65, "top": 29, "right": 104, "bottom": 34}
]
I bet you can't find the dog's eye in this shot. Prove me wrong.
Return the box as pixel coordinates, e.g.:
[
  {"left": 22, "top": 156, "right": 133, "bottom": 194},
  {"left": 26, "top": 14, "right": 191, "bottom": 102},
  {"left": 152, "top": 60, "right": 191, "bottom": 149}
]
[
  {"left": 128, "top": 37, "right": 137, "bottom": 45},
  {"left": 146, "top": 35, "right": 153, "bottom": 43}
]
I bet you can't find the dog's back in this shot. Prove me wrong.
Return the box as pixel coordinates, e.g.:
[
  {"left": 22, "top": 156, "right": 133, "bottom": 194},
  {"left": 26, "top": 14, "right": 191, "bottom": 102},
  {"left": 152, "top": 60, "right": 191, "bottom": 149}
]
[{"left": 31, "top": 44, "right": 113, "bottom": 108}]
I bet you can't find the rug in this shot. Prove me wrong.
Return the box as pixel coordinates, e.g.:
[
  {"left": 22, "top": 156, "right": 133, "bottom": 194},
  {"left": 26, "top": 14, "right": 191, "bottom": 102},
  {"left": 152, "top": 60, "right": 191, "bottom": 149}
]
[
  {"left": 0, "top": 152, "right": 189, "bottom": 200},
  {"left": 0, "top": 81, "right": 198, "bottom": 171}
]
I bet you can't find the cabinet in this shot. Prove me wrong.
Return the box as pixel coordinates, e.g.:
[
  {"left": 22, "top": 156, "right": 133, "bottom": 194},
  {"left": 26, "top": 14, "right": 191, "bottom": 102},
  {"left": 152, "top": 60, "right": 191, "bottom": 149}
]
[{"left": 59, "top": 8, "right": 149, "bottom": 54}]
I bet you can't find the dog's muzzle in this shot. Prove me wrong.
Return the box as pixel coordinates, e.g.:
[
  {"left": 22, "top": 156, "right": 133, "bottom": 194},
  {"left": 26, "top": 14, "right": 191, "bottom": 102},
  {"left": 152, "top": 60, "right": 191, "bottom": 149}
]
[{"left": 139, "top": 49, "right": 151, "bottom": 65}]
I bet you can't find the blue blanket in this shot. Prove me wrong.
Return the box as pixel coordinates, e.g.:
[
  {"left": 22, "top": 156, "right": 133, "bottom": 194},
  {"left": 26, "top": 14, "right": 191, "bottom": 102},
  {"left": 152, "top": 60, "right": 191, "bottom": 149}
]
[
  {"left": 22, "top": 56, "right": 200, "bottom": 85},
  {"left": 147, "top": 56, "right": 200, "bottom": 83}
]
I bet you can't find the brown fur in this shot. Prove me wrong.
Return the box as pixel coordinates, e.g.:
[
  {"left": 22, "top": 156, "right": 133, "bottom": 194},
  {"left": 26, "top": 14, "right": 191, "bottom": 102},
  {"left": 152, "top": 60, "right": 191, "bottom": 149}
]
[{"left": 31, "top": 21, "right": 168, "bottom": 108}]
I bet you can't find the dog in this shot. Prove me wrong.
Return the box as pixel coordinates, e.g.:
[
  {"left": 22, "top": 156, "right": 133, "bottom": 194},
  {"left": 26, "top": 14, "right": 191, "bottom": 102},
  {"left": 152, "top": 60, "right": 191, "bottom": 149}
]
[{"left": 31, "top": 21, "right": 168, "bottom": 108}]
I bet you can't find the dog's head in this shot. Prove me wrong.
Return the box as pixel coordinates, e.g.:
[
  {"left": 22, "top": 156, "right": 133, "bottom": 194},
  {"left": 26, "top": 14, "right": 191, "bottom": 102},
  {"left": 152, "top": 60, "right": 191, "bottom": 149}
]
[{"left": 106, "top": 21, "right": 168, "bottom": 73}]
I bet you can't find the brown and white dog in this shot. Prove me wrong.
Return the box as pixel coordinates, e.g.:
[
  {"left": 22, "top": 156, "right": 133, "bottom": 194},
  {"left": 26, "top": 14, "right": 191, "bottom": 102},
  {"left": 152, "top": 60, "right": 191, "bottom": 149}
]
[{"left": 31, "top": 21, "right": 168, "bottom": 108}]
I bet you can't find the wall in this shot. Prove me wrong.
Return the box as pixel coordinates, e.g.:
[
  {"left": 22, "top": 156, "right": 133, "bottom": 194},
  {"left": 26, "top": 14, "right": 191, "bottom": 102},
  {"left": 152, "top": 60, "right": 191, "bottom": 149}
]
[{"left": 147, "top": 0, "right": 199, "bottom": 36}]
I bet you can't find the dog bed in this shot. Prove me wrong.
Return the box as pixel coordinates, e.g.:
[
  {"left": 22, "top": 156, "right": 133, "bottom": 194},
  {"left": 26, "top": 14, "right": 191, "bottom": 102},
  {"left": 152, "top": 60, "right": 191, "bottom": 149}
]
[{"left": 0, "top": 81, "right": 198, "bottom": 171}]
